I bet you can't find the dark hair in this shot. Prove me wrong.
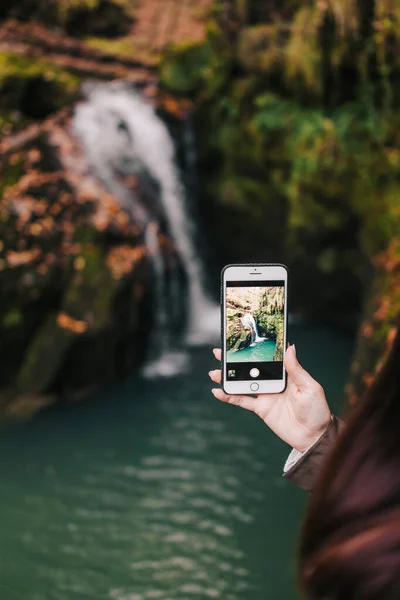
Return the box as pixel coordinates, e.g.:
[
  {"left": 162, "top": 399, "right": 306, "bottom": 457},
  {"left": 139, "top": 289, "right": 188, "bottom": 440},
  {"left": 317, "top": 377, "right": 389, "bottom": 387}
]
[{"left": 299, "top": 328, "right": 400, "bottom": 600}]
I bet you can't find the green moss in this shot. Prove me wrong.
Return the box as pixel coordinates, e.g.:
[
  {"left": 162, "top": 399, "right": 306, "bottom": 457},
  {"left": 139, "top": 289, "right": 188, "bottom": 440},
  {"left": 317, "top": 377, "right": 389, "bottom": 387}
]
[
  {"left": 72, "top": 224, "right": 100, "bottom": 244},
  {"left": 160, "top": 41, "right": 213, "bottom": 95},
  {"left": 86, "top": 37, "right": 159, "bottom": 65},
  {"left": 0, "top": 155, "right": 25, "bottom": 197},
  {"left": 0, "top": 51, "right": 81, "bottom": 125},
  {"left": 63, "top": 247, "right": 115, "bottom": 330},
  {"left": 0, "top": 52, "right": 80, "bottom": 91},
  {"left": 2, "top": 309, "right": 23, "bottom": 328},
  {"left": 237, "top": 25, "right": 286, "bottom": 74},
  {"left": 16, "top": 314, "right": 74, "bottom": 394}
]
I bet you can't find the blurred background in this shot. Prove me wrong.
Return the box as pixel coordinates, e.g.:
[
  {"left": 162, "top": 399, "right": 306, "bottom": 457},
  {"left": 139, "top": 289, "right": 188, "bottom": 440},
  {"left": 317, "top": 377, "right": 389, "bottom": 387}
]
[{"left": 0, "top": 1, "right": 398, "bottom": 599}]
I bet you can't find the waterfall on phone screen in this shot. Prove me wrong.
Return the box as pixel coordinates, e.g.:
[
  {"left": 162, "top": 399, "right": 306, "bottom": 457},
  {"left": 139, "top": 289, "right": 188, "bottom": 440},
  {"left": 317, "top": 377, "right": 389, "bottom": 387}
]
[{"left": 242, "top": 314, "right": 266, "bottom": 344}]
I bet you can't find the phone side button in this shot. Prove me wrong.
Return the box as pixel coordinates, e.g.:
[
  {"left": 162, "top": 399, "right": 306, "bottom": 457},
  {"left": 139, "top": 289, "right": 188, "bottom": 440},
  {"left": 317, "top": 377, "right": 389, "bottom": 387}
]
[{"left": 250, "top": 382, "right": 259, "bottom": 392}]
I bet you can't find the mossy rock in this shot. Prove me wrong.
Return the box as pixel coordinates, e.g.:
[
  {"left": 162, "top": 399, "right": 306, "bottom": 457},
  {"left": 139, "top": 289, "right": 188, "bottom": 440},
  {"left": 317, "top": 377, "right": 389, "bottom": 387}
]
[
  {"left": 15, "top": 247, "right": 116, "bottom": 394},
  {"left": 16, "top": 314, "right": 74, "bottom": 394},
  {"left": 226, "top": 308, "right": 252, "bottom": 351},
  {"left": 0, "top": 52, "right": 80, "bottom": 128},
  {"left": 0, "top": 0, "right": 135, "bottom": 38},
  {"left": 274, "top": 325, "right": 284, "bottom": 361},
  {"left": 63, "top": 247, "right": 115, "bottom": 329}
]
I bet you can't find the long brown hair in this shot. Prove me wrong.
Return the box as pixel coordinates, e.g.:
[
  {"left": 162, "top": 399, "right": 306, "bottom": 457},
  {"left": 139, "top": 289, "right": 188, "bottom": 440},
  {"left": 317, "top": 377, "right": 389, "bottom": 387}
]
[{"left": 299, "top": 328, "right": 400, "bottom": 600}]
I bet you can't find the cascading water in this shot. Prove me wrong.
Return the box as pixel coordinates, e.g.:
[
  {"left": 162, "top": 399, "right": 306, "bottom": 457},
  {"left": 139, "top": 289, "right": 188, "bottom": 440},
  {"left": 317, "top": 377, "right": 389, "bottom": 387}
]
[
  {"left": 142, "top": 223, "right": 188, "bottom": 377},
  {"left": 241, "top": 314, "right": 265, "bottom": 345},
  {"left": 72, "top": 82, "right": 219, "bottom": 375}
]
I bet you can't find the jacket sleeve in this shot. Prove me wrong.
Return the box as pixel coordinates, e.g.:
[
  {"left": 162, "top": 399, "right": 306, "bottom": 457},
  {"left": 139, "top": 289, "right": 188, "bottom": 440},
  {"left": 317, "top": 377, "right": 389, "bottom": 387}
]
[{"left": 283, "top": 416, "right": 346, "bottom": 492}]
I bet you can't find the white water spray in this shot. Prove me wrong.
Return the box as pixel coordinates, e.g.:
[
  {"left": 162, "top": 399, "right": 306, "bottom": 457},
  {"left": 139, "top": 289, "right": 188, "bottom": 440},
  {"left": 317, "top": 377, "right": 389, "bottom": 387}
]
[
  {"left": 241, "top": 314, "right": 265, "bottom": 345},
  {"left": 73, "top": 83, "right": 219, "bottom": 375}
]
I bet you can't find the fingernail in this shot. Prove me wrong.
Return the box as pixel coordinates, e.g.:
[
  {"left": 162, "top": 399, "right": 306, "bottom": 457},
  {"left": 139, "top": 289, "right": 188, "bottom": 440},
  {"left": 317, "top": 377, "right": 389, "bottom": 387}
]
[
  {"left": 208, "top": 371, "right": 212, "bottom": 377},
  {"left": 211, "top": 388, "right": 217, "bottom": 395},
  {"left": 292, "top": 344, "right": 296, "bottom": 356}
]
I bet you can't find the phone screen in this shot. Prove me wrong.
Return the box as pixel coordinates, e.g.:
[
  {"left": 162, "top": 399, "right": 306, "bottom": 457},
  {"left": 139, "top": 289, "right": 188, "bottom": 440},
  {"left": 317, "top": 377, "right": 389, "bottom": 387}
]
[{"left": 225, "top": 280, "right": 285, "bottom": 382}]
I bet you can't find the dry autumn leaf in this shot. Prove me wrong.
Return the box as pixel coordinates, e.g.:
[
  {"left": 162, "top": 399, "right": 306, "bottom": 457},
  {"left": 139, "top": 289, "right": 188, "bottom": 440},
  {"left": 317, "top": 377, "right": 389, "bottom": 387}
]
[
  {"left": 74, "top": 256, "right": 86, "bottom": 271},
  {"left": 57, "top": 312, "right": 89, "bottom": 334},
  {"left": 7, "top": 248, "right": 41, "bottom": 267}
]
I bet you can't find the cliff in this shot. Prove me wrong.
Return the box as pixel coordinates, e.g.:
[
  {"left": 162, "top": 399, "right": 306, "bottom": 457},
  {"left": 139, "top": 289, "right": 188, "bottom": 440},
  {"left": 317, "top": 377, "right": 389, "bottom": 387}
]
[{"left": 158, "top": 0, "right": 400, "bottom": 398}]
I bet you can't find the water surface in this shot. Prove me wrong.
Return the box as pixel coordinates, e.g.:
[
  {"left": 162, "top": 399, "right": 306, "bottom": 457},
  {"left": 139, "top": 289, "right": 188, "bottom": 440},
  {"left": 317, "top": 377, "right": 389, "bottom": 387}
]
[
  {"left": 227, "top": 339, "right": 276, "bottom": 363},
  {"left": 0, "top": 325, "right": 352, "bottom": 600}
]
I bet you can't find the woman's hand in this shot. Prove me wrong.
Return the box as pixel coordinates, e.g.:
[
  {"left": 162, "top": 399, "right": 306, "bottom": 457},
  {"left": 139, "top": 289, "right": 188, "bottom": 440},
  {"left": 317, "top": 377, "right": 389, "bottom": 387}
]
[{"left": 209, "top": 345, "right": 331, "bottom": 453}]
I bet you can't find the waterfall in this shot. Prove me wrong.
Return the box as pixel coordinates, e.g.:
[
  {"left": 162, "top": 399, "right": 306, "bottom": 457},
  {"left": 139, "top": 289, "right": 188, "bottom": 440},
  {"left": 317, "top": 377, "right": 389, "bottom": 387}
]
[
  {"left": 241, "top": 314, "right": 265, "bottom": 345},
  {"left": 142, "top": 223, "right": 188, "bottom": 377},
  {"left": 72, "top": 82, "right": 219, "bottom": 375}
]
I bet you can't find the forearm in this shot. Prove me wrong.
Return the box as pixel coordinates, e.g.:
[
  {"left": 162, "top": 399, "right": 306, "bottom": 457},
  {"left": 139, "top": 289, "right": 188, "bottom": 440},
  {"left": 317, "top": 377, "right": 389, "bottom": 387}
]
[{"left": 283, "top": 416, "right": 346, "bottom": 492}]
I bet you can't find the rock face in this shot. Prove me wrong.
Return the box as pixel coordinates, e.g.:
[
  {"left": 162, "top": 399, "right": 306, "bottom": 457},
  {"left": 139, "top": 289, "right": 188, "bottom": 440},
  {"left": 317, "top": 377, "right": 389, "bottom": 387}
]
[
  {"left": 0, "top": 108, "right": 182, "bottom": 418},
  {"left": 0, "top": 2, "right": 208, "bottom": 420},
  {"left": 155, "top": 2, "right": 400, "bottom": 400},
  {"left": 347, "top": 241, "right": 400, "bottom": 405}
]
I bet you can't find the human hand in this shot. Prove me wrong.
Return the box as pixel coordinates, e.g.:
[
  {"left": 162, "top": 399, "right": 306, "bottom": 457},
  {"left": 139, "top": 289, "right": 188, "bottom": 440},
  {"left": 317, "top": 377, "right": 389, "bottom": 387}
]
[{"left": 209, "top": 345, "right": 331, "bottom": 453}]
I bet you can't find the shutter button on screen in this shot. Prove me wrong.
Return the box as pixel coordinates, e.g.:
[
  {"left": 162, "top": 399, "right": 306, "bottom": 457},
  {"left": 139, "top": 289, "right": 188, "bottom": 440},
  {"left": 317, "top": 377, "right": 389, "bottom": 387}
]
[
  {"left": 250, "top": 382, "right": 259, "bottom": 392},
  {"left": 250, "top": 368, "right": 260, "bottom": 378}
]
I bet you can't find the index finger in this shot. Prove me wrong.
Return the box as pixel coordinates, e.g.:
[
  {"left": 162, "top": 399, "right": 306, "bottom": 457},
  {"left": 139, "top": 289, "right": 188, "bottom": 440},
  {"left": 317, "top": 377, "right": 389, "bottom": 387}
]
[
  {"left": 213, "top": 348, "right": 221, "bottom": 361},
  {"left": 212, "top": 388, "right": 257, "bottom": 412}
]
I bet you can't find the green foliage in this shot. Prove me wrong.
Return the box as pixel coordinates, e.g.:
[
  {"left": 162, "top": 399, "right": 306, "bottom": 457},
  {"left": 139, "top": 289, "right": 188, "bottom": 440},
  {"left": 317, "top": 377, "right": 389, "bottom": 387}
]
[
  {"left": 252, "top": 88, "right": 399, "bottom": 258},
  {"left": 159, "top": 42, "right": 212, "bottom": 95},
  {"left": 159, "top": 18, "right": 233, "bottom": 97}
]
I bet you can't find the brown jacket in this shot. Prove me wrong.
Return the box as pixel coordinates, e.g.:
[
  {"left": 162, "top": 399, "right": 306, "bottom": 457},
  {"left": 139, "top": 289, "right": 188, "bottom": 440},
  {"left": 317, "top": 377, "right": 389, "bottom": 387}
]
[{"left": 283, "top": 416, "right": 346, "bottom": 491}]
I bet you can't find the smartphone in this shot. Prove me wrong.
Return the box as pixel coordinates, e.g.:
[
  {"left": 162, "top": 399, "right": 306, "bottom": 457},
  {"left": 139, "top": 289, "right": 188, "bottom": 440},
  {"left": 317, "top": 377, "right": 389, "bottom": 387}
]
[{"left": 222, "top": 263, "right": 288, "bottom": 395}]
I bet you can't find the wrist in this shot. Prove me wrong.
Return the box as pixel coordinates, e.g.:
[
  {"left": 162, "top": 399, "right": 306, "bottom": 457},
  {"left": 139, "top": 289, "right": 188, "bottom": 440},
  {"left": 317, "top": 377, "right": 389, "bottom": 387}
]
[{"left": 296, "top": 415, "right": 332, "bottom": 453}]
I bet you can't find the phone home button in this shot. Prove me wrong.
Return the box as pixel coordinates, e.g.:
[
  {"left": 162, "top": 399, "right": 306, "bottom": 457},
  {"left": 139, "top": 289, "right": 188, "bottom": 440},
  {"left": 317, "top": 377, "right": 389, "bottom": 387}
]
[{"left": 250, "top": 382, "right": 259, "bottom": 392}]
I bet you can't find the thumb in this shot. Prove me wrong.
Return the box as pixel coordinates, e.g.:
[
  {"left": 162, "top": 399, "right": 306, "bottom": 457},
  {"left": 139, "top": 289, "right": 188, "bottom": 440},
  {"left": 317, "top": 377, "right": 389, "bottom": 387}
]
[{"left": 284, "top": 345, "right": 315, "bottom": 389}]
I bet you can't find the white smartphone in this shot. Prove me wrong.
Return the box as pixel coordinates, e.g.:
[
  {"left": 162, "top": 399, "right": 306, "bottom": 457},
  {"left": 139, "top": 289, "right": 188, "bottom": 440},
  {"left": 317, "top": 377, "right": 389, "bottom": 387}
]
[{"left": 222, "top": 263, "right": 288, "bottom": 395}]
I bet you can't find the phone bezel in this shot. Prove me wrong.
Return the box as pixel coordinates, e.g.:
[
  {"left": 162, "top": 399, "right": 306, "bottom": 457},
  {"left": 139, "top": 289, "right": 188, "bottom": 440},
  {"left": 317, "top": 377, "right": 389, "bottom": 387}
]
[{"left": 221, "top": 263, "right": 288, "bottom": 395}]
